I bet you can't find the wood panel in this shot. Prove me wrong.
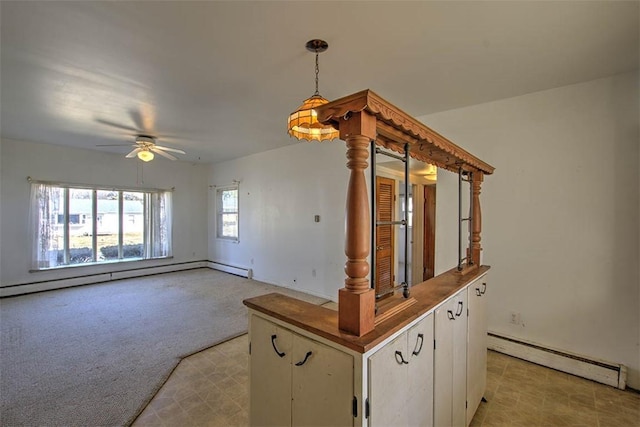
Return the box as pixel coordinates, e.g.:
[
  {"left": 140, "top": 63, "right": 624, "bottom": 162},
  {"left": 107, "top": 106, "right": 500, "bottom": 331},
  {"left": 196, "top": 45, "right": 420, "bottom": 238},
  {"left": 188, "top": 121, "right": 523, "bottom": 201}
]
[{"left": 375, "top": 176, "right": 395, "bottom": 300}]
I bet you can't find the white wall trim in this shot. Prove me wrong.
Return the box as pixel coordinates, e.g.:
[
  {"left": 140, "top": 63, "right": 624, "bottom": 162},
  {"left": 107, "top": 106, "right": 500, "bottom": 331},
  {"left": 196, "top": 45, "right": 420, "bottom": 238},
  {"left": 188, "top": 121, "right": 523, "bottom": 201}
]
[{"left": 488, "top": 332, "right": 627, "bottom": 389}]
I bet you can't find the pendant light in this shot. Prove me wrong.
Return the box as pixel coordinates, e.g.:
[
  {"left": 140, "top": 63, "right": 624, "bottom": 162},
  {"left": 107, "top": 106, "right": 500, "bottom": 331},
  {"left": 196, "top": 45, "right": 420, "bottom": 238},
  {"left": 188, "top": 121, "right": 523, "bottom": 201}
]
[{"left": 287, "top": 39, "right": 339, "bottom": 142}]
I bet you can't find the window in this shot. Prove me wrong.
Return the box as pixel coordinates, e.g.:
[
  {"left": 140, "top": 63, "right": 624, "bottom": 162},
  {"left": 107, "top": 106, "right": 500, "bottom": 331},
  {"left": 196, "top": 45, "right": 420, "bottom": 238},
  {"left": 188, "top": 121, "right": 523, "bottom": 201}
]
[
  {"left": 216, "top": 185, "right": 239, "bottom": 241},
  {"left": 30, "top": 182, "right": 172, "bottom": 270}
]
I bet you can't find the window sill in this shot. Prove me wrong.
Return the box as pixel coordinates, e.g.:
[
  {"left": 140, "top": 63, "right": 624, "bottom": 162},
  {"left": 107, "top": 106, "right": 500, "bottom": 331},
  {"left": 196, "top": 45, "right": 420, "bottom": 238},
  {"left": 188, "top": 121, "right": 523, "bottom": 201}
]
[{"left": 29, "top": 256, "right": 173, "bottom": 273}]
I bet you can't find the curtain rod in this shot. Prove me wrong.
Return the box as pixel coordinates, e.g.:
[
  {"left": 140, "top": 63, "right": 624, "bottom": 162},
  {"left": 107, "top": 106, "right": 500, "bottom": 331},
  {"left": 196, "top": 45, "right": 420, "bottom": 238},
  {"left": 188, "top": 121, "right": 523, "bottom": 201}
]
[
  {"left": 26, "top": 177, "right": 175, "bottom": 193},
  {"left": 209, "top": 179, "right": 240, "bottom": 189}
]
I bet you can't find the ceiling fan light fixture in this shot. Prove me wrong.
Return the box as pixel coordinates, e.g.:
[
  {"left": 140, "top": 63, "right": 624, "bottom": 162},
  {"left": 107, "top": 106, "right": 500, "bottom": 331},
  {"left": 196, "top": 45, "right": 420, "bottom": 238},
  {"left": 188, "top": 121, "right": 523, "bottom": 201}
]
[
  {"left": 287, "top": 39, "right": 338, "bottom": 142},
  {"left": 137, "top": 150, "right": 154, "bottom": 162}
]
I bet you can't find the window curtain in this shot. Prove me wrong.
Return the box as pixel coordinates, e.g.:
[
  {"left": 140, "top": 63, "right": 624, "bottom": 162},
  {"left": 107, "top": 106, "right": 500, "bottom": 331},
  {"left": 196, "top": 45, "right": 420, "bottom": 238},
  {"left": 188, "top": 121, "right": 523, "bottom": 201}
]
[
  {"left": 150, "top": 191, "right": 172, "bottom": 258},
  {"left": 30, "top": 183, "right": 62, "bottom": 269}
]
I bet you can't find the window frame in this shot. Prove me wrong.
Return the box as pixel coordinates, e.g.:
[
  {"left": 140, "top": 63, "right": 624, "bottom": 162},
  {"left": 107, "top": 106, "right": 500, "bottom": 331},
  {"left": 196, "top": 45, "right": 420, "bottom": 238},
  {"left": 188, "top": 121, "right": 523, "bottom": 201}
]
[
  {"left": 29, "top": 181, "right": 173, "bottom": 271},
  {"left": 216, "top": 184, "right": 239, "bottom": 242}
]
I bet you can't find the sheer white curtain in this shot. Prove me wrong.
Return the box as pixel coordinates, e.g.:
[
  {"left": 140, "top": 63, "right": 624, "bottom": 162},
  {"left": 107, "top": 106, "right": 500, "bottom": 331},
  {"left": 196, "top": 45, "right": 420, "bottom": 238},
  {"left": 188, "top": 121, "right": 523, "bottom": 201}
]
[
  {"left": 30, "top": 183, "right": 62, "bottom": 269},
  {"left": 150, "top": 191, "right": 172, "bottom": 258}
]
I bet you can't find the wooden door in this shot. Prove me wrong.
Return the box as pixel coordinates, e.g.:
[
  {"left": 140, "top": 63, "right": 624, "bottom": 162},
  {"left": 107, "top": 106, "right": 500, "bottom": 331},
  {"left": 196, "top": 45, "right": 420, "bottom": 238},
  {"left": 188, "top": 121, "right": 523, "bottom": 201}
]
[
  {"left": 249, "top": 315, "right": 293, "bottom": 427},
  {"left": 291, "top": 333, "right": 354, "bottom": 427},
  {"left": 376, "top": 176, "right": 395, "bottom": 299},
  {"left": 423, "top": 185, "right": 436, "bottom": 281}
]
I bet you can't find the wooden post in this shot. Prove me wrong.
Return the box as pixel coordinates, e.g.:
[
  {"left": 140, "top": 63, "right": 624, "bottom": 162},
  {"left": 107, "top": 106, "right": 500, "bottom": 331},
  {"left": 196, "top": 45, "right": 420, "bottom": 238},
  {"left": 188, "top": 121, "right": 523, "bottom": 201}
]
[
  {"left": 338, "top": 112, "right": 376, "bottom": 336},
  {"left": 470, "top": 172, "right": 483, "bottom": 266}
]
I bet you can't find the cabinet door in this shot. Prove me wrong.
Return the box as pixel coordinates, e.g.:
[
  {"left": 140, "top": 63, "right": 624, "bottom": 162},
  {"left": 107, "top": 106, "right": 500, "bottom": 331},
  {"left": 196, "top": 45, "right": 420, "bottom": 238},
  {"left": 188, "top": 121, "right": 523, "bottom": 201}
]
[
  {"left": 452, "top": 290, "right": 468, "bottom": 427},
  {"left": 408, "top": 313, "right": 434, "bottom": 427},
  {"left": 466, "top": 278, "right": 488, "bottom": 425},
  {"left": 434, "top": 298, "right": 455, "bottom": 427},
  {"left": 291, "top": 333, "right": 354, "bottom": 427},
  {"left": 249, "top": 315, "right": 293, "bottom": 427},
  {"left": 369, "top": 332, "right": 408, "bottom": 426},
  {"left": 434, "top": 290, "right": 468, "bottom": 427}
]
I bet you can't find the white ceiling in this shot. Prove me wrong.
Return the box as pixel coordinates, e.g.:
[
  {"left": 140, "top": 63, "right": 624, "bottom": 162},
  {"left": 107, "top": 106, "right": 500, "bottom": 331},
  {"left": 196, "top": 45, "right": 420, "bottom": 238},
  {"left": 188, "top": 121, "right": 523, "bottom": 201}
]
[{"left": 1, "top": 1, "right": 638, "bottom": 164}]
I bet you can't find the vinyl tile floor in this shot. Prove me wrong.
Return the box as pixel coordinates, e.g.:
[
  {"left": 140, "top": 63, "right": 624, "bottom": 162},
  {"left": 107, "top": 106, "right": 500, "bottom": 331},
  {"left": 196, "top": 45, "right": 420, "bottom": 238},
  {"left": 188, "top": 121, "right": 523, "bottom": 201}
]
[{"left": 133, "top": 335, "right": 640, "bottom": 427}]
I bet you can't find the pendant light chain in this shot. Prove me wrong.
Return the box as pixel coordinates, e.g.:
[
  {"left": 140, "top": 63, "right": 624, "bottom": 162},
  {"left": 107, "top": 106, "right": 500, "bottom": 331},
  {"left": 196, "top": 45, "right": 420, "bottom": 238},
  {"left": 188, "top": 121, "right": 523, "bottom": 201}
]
[{"left": 314, "top": 51, "right": 320, "bottom": 96}]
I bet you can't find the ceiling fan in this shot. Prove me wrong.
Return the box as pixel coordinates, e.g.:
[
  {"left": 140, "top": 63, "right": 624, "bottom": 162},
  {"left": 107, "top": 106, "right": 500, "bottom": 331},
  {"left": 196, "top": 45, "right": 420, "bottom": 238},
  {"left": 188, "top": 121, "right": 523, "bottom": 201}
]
[
  {"left": 125, "top": 135, "right": 185, "bottom": 162},
  {"left": 98, "top": 135, "right": 186, "bottom": 162},
  {"left": 95, "top": 107, "right": 186, "bottom": 162}
]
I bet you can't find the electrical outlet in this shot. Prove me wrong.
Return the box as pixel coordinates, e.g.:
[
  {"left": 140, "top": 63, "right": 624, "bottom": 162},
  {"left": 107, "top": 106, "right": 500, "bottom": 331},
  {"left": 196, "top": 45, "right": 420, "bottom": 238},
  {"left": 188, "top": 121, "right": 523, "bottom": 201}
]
[{"left": 509, "top": 311, "right": 521, "bottom": 325}]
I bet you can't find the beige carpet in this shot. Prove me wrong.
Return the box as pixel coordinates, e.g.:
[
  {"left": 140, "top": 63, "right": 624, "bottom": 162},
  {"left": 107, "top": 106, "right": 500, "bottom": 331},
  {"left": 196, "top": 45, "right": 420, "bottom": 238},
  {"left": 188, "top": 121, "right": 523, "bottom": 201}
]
[{"left": 0, "top": 268, "right": 328, "bottom": 426}]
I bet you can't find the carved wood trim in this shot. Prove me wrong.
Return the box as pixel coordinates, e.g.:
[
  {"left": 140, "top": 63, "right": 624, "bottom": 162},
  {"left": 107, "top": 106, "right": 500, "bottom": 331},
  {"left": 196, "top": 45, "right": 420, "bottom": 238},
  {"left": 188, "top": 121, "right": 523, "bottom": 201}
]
[{"left": 316, "top": 89, "right": 495, "bottom": 175}]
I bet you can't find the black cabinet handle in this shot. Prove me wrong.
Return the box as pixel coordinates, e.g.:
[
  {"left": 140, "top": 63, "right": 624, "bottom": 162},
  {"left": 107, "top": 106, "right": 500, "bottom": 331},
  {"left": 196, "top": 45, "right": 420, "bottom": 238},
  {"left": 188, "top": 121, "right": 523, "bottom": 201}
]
[
  {"left": 295, "top": 351, "right": 313, "bottom": 366},
  {"left": 447, "top": 310, "right": 455, "bottom": 321},
  {"left": 271, "top": 334, "right": 286, "bottom": 358},
  {"left": 481, "top": 283, "right": 487, "bottom": 295},
  {"left": 412, "top": 333, "right": 424, "bottom": 356},
  {"left": 455, "top": 301, "right": 464, "bottom": 317},
  {"left": 476, "top": 288, "right": 481, "bottom": 296},
  {"left": 395, "top": 350, "right": 409, "bottom": 365}
]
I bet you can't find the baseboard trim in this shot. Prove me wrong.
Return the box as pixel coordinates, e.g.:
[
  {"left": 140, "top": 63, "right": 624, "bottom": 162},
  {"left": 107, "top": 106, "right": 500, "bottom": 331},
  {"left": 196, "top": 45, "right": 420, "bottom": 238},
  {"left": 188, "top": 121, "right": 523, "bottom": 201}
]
[
  {"left": 0, "top": 261, "right": 209, "bottom": 297},
  {"left": 487, "top": 332, "right": 627, "bottom": 389},
  {"left": 207, "top": 261, "right": 253, "bottom": 279}
]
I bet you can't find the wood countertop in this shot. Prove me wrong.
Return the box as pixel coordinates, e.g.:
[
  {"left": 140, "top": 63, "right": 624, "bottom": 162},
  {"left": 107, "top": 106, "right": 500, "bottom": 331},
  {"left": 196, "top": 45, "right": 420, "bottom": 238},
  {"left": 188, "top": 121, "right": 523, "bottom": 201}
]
[{"left": 243, "top": 265, "right": 490, "bottom": 354}]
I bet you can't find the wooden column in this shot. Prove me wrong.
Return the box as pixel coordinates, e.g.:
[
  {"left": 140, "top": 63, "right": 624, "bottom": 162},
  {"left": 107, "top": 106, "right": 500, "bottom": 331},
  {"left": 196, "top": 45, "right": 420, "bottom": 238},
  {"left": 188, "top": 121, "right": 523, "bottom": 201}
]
[
  {"left": 338, "top": 112, "right": 376, "bottom": 336},
  {"left": 470, "top": 172, "right": 483, "bottom": 266}
]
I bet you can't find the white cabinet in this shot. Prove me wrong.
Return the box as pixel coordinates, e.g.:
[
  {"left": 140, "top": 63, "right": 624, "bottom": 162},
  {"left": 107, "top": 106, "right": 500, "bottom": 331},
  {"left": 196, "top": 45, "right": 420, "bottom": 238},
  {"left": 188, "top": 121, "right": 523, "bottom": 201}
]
[
  {"left": 250, "top": 315, "right": 292, "bottom": 427},
  {"left": 249, "top": 315, "right": 354, "bottom": 427},
  {"left": 434, "top": 288, "right": 468, "bottom": 427},
  {"left": 246, "top": 269, "right": 489, "bottom": 427},
  {"left": 368, "top": 313, "right": 434, "bottom": 427},
  {"left": 466, "top": 277, "right": 488, "bottom": 425}
]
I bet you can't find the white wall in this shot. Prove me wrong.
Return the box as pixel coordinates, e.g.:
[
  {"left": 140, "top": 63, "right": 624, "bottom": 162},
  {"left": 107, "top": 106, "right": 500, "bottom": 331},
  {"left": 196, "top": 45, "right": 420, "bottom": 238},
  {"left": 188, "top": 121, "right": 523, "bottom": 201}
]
[
  {"left": 208, "top": 141, "right": 349, "bottom": 300},
  {"left": 427, "top": 72, "right": 639, "bottom": 388},
  {"left": 0, "top": 138, "right": 209, "bottom": 287}
]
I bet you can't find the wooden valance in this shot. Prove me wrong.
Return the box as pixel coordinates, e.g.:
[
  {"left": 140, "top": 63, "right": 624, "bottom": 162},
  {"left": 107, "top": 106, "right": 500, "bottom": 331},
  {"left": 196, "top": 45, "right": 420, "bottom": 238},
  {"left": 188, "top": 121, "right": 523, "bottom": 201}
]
[{"left": 317, "top": 89, "right": 495, "bottom": 175}]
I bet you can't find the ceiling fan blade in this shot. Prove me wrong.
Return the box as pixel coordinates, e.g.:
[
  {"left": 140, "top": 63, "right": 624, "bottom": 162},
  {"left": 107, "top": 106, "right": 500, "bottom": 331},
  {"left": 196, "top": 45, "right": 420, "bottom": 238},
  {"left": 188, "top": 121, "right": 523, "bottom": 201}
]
[
  {"left": 152, "top": 148, "right": 177, "bottom": 161},
  {"left": 96, "top": 144, "right": 133, "bottom": 147},
  {"left": 126, "top": 148, "right": 142, "bottom": 158},
  {"left": 154, "top": 145, "right": 186, "bottom": 154}
]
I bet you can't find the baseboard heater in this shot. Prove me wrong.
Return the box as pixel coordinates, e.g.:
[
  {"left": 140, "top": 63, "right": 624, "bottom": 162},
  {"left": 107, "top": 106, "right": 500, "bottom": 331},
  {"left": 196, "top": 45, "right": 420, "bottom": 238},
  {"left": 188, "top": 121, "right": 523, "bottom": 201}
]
[
  {"left": 207, "top": 261, "right": 253, "bottom": 279},
  {"left": 487, "top": 332, "right": 627, "bottom": 389}
]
